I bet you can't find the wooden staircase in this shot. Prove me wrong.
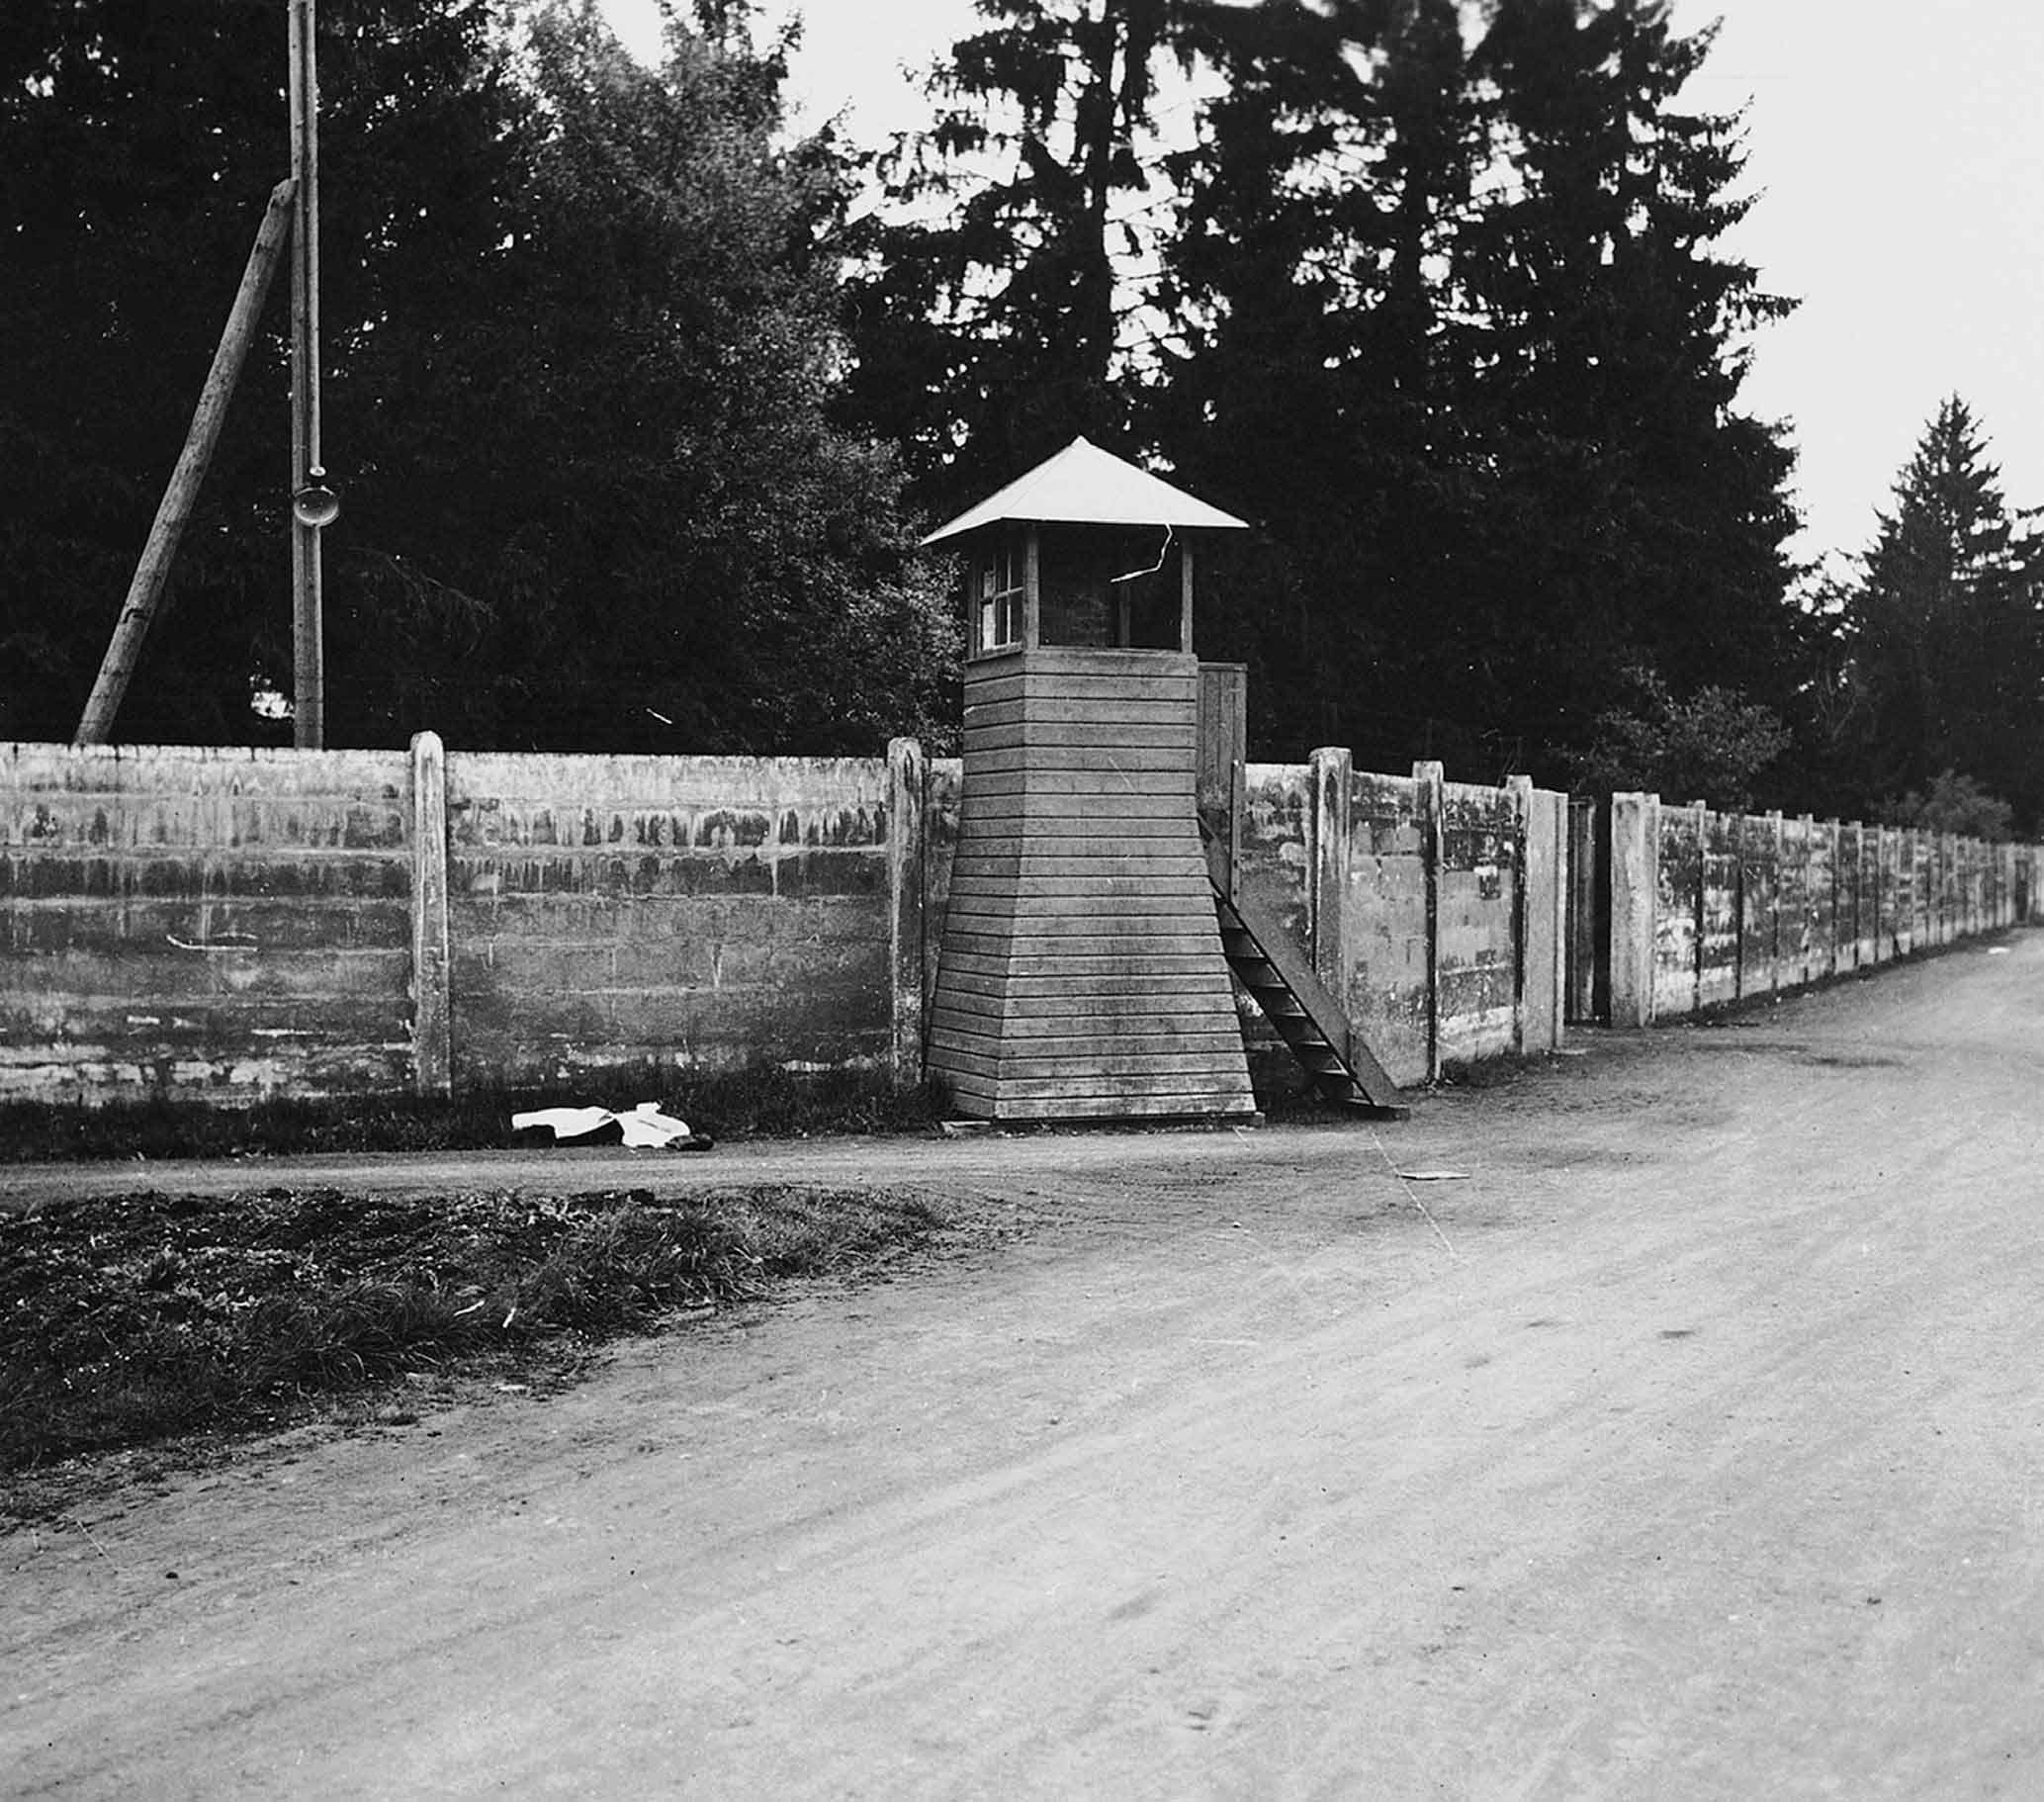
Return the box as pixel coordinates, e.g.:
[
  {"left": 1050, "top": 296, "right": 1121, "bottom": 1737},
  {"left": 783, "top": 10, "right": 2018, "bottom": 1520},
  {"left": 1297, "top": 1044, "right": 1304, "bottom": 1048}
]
[{"left": 1213, "top": 883, "right": 1407, "bottom": 1117}]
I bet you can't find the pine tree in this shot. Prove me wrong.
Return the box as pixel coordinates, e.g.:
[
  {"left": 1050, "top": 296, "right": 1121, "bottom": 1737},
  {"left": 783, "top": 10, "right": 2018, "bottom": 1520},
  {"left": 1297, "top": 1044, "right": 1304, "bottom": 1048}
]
[
  {"left": 842, "top": 0, "right": 1225, "bottom": 518},
  {"left": 1831, "top": 396, "right": 2044, "bottom": 827},
  {"left": 1167, "top": 0, "right": 1802, "bottom": 772},
  {"left": 844, "top": 0, "right": 1806, "bottom": 778},
  {"left": 1437, "top": 0, "right": 1803, "bottom": 766},
  {"left": 1147, "top": 0, "right": 1473, "bottom": 762}
]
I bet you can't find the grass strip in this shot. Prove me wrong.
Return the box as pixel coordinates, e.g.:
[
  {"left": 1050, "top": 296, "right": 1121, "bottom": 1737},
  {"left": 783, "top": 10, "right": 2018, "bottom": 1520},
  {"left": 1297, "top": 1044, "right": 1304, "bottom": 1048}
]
[
  {"left": 0, "top": 1067, "right": 948, "bottom": 1164},
  {"left": 0, "top": 1182, "right": 948, "bottom": 1476}
]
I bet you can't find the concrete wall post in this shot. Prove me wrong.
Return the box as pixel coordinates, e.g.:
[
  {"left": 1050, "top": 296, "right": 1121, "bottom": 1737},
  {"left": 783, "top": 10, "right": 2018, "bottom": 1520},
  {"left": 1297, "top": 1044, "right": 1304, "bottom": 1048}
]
[
  {"left": 1680, "top": 800, "right": 1708, "bottom": 1019},
  {"left": 887, "top": 736, "right": 927, "bottom": 1091},
  {"left": 1545, "top": 789, "right": 1561, "bottom": 1038},
  {"left": 1764, "top": 811, "right": 1785, "bottom": 992},
  {"left": 1413, "top": 760, "right": 1446, "bottom": 1076},
  {"left": 1930, "top": 834, "right": 1944, "bottom": 945},
  {"left": 1511, "top": 777, "right": 1563, "bottom": 1052},
  {"left": 1830, "top": 819, "right": 1846, "bottom": 972},
  {"left": 408, "top": 730, "right": 453, "bottom": 1098},
  {"left": 1308, "top": 746, "right": 1353, "bottom": 1004},
  {"left": 1608, "top": 791, "right": 1657, "bottom": 1028},
  {"left": 1792, "top": 812, "right": 1814, "bottom": 985},
  {"left": 1881, "top": 826, "right": 1899, "bottom": 959},
  {"left": 1904, "top": 827, "right": 1917, "bottom": 949},
  {"left": 1848, "top": 820, "right": 1867, "bottom": 968}
]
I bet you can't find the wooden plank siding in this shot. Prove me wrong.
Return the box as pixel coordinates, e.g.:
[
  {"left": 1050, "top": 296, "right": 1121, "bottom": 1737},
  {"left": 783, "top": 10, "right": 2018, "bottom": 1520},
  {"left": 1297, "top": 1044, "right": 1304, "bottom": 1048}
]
[{"left": 927, "top": 646, "right": 1257, "bottom": 1121}]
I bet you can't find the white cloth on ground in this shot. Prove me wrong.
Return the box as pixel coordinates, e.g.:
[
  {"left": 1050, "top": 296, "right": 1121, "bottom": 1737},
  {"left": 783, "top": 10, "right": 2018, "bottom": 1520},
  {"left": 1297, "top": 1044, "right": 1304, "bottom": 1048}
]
[{"left": 511, "top": 1102, "right": 696, "bottom": 1148}]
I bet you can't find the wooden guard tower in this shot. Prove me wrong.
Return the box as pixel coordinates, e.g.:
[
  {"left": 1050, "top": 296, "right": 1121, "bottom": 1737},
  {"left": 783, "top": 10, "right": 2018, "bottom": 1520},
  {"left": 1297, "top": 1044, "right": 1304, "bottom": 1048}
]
[{"left": 922, "top": 437, "right": 1259, "bottom": 1123}]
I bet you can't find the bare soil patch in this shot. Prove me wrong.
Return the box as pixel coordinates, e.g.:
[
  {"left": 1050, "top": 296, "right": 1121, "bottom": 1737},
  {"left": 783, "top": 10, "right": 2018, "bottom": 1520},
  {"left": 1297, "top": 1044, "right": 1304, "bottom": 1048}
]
[
  {"left": 0, "top": 1181, "right": 950, "bottom": 1514},
  {"left": 7, "top": 934, "right": 2044, "bottom": 1799}
]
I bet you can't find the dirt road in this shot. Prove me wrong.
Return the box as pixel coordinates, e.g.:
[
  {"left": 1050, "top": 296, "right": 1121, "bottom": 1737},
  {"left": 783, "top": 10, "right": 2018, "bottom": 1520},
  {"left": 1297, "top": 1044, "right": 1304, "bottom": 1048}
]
[{"left": 8, "top": 935, "right": 2044, "bottom": 1799}]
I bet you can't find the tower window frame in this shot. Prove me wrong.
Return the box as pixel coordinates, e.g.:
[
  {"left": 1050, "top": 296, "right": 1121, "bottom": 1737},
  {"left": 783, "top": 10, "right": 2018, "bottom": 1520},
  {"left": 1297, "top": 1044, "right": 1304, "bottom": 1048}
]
[{"left": 974, "top": 537, "right": 1025, "bottom": 655}]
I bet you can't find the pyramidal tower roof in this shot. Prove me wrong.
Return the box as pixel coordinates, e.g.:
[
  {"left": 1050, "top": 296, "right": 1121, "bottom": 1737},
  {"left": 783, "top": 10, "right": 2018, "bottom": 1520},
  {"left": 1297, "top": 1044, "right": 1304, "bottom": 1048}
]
[{"left": 920, "top": 436, "right": 1249, "bottom": 546}]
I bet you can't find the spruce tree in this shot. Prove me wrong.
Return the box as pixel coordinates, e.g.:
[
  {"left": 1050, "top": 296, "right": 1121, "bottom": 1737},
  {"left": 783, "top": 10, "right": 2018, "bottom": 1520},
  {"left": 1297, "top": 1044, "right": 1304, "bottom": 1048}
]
[
  {"left": 1437, "top": 0, "right": 1802, "bottom": 769},
  {"left": 842, "top": 0, "right": 1232, "bottom": 519},
  {"left": 1148, "top": 0, "right": 1473, "bottom": 763},
  {"left": 851, "top": 0, "right": 1805, "bottom": 780},
  {"left": 1831, "top": 397, "right": 2044, "bottom": 828}
]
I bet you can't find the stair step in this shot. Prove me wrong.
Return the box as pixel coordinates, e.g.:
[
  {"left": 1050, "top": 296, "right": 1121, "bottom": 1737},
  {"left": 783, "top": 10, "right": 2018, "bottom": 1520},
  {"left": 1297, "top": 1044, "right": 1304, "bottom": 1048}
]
[
  {"left": 1274, "top": 1029, "right": 1325, "bottom": 1052},
  {"left": 1213, "top": 883, "right": 1403, "bottom": 1116}
]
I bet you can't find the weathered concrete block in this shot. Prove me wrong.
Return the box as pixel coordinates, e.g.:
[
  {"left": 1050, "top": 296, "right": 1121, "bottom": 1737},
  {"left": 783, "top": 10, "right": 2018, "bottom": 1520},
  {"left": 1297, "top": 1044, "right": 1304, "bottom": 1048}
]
[
  {"left": 1308, "top": 749, "right": 1352, "bottom": 1000},
  {"left": 1652, "top": 804, "right": 1703, "bottom": 1021},
  {"left": 1513, "top": 782, "right": 1565, "bottom": 1054},
  {"left": 778, "top": 849, "right": 888, "bottom": 900},
  {"left": 1609, "top": 794, "right": 1658, "bottom": 1028},
  {"left": 1738, "top": 813, "right": 1781, "bottom": 996},
  {"left": 1698, "top": 810, "right": 1741, "bottom": 1009},
  {"left": 1238, "top": 763, "right": 1312, "bottom": 946},
  {"left": 1341, "top": 772, "right": 1429, "bottom": 1085},
  {"left": 1436, "top": 780, "right": 1522, "bottom": 1063}
]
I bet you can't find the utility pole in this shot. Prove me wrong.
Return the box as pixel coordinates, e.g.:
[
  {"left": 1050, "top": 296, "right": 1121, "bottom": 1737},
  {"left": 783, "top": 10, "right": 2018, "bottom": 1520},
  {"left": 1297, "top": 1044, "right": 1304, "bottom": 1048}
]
[
  {"left": 287, "top": 0, "right": 334, "bottom": 749},
  {"left": 73, "top": 179, "right": 299, "bottom": 746}
]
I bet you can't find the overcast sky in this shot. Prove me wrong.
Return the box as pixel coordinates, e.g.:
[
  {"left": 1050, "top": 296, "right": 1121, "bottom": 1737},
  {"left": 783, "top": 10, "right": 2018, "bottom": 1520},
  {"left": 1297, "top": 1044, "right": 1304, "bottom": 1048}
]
[{"left": 608, "top": 1, "right": 2044, "bottom": 574}]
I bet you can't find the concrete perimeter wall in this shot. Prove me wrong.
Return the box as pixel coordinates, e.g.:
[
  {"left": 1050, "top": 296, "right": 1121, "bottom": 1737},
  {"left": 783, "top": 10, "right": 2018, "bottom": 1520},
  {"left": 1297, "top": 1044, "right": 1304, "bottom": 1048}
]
[
  {"left": 1609, "top": 793, "right": 2042, "bottom": 1027},
  {"left": 21, "top": 743, "right": 2025, "bottom": 1107},
  {"left": 442, "top": 751, "right": 896, "bottom": 1088},
  {"left": 3, "top": 737, "right": 1558, "bottom": 1109},
  {"left": 1233, "top": 756, "right": 1567, "bottom": 1087},
  {"left": 3, "top": 738, "right": 922, "bottom": 1106},
  {"left": 1, "top": 741, "right": 417, "bottom": 1103}
]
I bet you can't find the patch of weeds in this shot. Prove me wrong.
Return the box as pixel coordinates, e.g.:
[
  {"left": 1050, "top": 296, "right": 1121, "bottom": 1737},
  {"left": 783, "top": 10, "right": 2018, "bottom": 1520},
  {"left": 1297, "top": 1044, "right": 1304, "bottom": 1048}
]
[
  {"left": 0, "top": 1070, "right": 949, "bottom": 1164},
  {"left": 1245, "top": 1087, "right": 1331, "bottom": 1123},
  {"left": 1433, "top": 1055, "right": 1530, "bottom": 1092},
  {"left": 0, "top": 1181, "right": 949, "bottom": 1496}
]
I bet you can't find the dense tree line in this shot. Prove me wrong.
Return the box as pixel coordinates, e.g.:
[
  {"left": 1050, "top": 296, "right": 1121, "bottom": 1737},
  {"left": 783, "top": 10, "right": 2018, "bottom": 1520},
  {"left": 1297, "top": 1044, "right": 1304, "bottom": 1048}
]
[
  {"left": 849, "top": 0, "right": 1808, "bottom": 786},
  {"left": 0, "top": 0, "right": 955, "bottom": 752},
  {"left": 3, "top": 0, "right": 2038, "bottom": 826}
]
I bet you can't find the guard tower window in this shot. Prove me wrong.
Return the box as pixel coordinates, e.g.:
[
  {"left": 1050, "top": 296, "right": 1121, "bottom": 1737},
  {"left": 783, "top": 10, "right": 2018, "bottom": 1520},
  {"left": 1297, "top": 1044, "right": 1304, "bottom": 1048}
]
[
  {"left": 1039, "top": 523, "right": 1185, "bottom": 651},
  {"left": 975, "top": 540, "right": 1025, "bottom": 654}
]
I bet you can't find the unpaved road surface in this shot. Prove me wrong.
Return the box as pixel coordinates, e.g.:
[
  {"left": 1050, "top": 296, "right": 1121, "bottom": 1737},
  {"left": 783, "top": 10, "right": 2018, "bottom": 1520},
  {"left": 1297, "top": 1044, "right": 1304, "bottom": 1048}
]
[{"left": 8, "top": 936, "right": 2044, "bottom": 1800}]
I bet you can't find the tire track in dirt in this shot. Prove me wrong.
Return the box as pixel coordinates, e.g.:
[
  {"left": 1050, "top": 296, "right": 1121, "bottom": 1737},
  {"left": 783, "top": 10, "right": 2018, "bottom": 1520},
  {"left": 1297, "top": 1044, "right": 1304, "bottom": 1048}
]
[{"left": 7, "top": 936, "right": 2044, "bottom": 1799}]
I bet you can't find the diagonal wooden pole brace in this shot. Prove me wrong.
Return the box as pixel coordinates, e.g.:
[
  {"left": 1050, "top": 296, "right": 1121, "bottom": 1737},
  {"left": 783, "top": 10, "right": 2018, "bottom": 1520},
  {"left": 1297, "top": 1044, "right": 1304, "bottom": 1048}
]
[{"left": 74, "top": 175, "right": 298, "bottom": 746}]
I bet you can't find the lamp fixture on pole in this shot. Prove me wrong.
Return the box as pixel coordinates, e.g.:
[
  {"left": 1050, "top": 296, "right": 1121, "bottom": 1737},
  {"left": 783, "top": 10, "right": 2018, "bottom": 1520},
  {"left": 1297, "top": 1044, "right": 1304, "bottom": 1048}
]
[{"left": 292, "top": 467, "right": 341, "bottom": 530}]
